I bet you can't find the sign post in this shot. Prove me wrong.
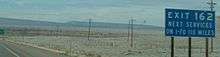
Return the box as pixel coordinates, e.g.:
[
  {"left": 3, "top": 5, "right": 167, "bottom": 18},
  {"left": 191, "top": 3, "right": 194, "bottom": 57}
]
[
  {"left": 165, "top": 8, "right": 215, "bottom": 57},
  {"left": 189, "top": 37, "right": 191, "bottom": 57},
  {"left": 206, "top": 38, "right": 209, "bottom": 57},
  {"left": 171, "top": 37, "right": 174, "bottom": 57}
]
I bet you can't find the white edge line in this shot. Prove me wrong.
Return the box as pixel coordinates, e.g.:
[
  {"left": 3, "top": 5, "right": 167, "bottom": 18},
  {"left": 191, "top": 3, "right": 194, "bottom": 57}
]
[{"left": 2, "top": 45, "right": 20, "bottom": 57}]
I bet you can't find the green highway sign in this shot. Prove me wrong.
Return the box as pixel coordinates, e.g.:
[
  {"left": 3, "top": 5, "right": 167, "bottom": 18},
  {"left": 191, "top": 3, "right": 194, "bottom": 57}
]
[{"left": 0, "top": 29, "right": 5, "bottom": 35}]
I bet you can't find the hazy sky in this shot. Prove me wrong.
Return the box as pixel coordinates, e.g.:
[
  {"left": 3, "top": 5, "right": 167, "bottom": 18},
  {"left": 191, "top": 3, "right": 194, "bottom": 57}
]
[{"left": 0, "top": 0, "right": 219, "bottom": 26}]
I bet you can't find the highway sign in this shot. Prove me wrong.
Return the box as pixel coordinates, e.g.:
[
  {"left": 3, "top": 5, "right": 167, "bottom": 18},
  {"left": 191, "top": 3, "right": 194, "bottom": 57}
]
[
  {"left": 165, "top": 8, "right": 215, "bottom": 37},
  {"left": 0, "top": 29, "right": 4, "bottom": 35}
]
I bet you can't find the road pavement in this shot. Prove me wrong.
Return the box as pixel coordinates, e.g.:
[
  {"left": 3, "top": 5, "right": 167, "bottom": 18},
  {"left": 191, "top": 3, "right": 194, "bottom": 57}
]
[{"left": 0, "top": 40, "right": 69, "bottom": 57}]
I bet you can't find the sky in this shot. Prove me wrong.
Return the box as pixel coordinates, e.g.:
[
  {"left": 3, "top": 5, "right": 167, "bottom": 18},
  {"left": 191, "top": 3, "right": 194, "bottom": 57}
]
[{"left": 0, "top": 0, "right": 219, "bottom": 27}]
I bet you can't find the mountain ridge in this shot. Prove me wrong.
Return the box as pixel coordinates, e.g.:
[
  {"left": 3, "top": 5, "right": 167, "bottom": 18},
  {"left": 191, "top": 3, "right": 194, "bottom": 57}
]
[{"left": 0, "top": 17, "right": 162, "bottom": 29}]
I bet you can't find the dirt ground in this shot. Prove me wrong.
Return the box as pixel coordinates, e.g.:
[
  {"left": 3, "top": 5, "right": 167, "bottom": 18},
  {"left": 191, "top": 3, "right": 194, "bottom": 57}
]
[{"left": 5, "top": 28, "right": 220, "bottom": 57}]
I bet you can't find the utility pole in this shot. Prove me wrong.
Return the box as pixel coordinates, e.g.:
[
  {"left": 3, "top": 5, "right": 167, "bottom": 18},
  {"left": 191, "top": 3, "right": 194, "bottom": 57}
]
[
  {"left": 207, "top": 0, "right": 216, "bottom": 52},
  {"left": 128, "top": 20, "right": 131, "bottom": 42},
  {"left": 207, "top": 0, "right": 216, "bottom": 11},
  {"left": 56, "top": 25, "right": 58, "bottom": 38},
  {"left": 88, "top": 19, "right": 92, "bottom": 41},
  {"left": 130, "top": 19, "right": 134, "bottom": 48},
  {"left": 23, "top": 27, "right": 27, "bottom": 43}
]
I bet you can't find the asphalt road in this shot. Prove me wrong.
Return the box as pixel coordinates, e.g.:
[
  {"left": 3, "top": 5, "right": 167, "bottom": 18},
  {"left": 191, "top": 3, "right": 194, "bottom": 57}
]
[{"left": 0, "top": 40, "right": 69, "bottom": 57}]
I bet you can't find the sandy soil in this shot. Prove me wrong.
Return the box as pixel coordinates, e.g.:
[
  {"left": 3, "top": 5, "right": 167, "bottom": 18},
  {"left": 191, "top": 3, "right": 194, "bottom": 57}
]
[{"left": 4, "top": 28, "right": 220, "bottom": 57}]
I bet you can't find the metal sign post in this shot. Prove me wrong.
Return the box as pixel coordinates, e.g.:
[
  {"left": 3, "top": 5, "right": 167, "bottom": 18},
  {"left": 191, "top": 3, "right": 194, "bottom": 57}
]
[
  {"left": 211, "top": 38, "right": 213, "bottom": 52},
  {"left": 206, "top": 38, "right": 209, "bottom": 57},
  {"left": 171, "top": 37, "right": 174, "bottom": 57},
  {"left": 188, "top": 37, "right": 191, "bottom": 57}
]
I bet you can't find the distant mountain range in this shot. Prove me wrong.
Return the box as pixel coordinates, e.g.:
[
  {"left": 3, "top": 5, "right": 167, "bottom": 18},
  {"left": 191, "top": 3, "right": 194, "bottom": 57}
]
[
  {"left": 0, "top": 17, "right": 162, "bottom": 30},
  {"left": 0, "top": 17, "right": 62, "bottom": 26}
]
